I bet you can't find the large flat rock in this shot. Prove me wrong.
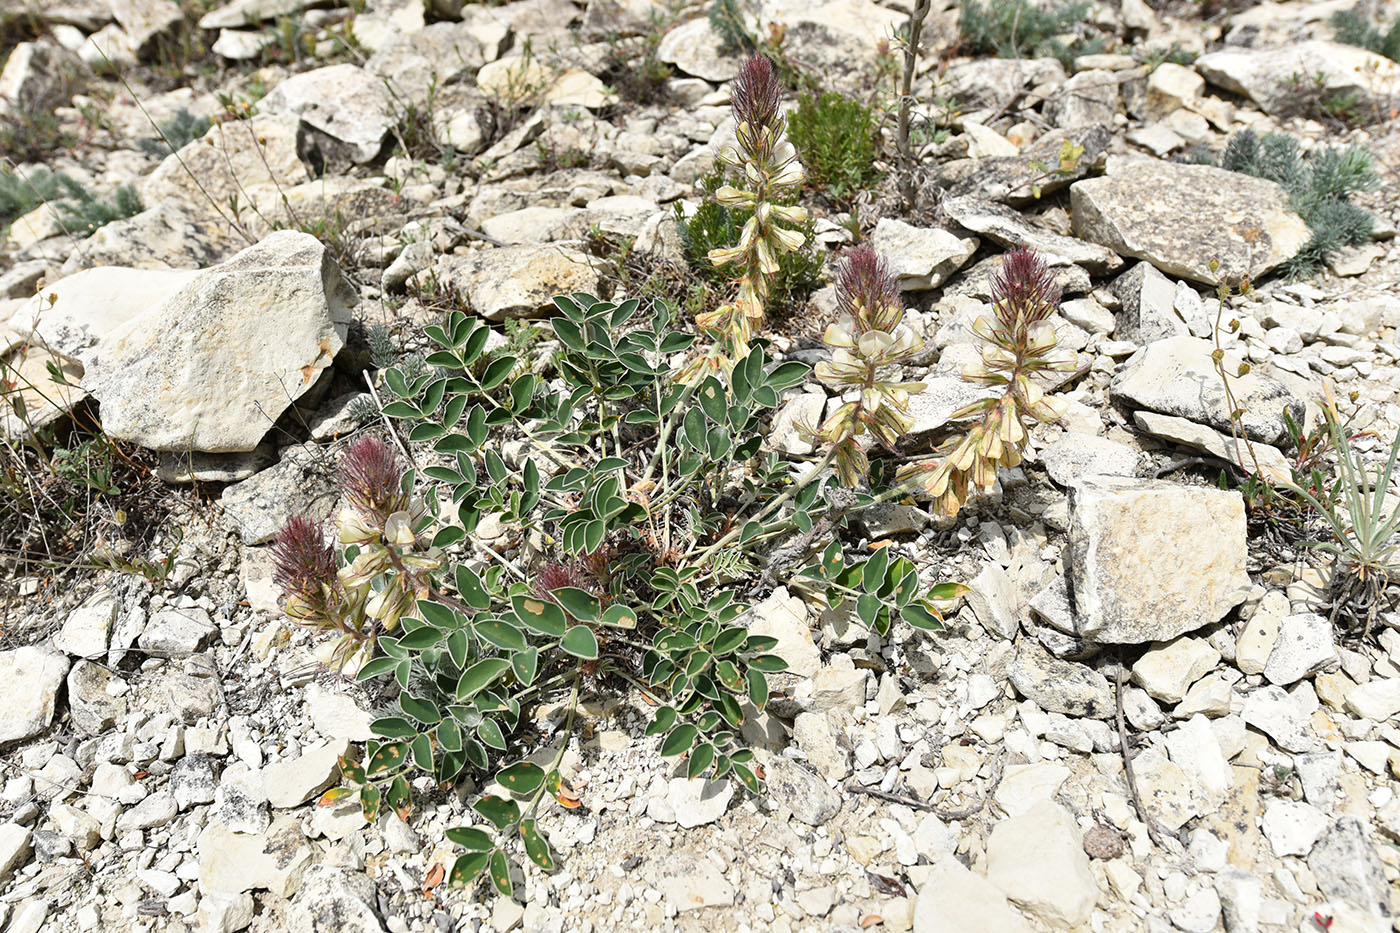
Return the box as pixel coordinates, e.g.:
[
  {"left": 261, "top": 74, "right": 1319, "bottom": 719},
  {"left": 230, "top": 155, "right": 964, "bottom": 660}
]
[
  {"left": 1196, "top": 41, "right": 1400, "bottom": 118},
  {"left": 1066, "top": 476, "right": 1251, "bottom": 643},
  {"left": 86, "top": 231, "right": 353, "bottom": 453},
  {"left": 1110, "top": 335, "right": 1305, "bottom": 445},
  {"left": 1070, "top": 160, "right": 1309, "bottom": 285}
]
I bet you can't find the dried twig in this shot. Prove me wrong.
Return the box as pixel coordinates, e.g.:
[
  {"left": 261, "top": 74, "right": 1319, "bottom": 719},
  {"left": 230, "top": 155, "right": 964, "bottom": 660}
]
[{"left": 1115, "top": 655, "right": 1168, "bottom": 849}]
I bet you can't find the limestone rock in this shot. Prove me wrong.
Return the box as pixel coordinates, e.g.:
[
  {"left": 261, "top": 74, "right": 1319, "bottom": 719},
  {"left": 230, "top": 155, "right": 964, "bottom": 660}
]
[
  {"left": 260, "top": 65, "right": 394, "bottom": 164},
  {"left": 260, "top": 740, "right": 349, "bottom": 809},
  {"left": 0, "top": 647, "right": 70, "bottom": 745},
  {"left": 1307, "top": 815, "right": 1392, "bottom": 919},
  {"left": 1070, "top": 161, "right": 1309, "bottom": 285},
  {"left": 764, "top": 758, "right": 841, "bottom": 826},
  {"left": 58, "top": 198, "right": 241, "bottom": 274},
  {"left": 1133, "top": 410, "right": 1292, "bottom": 485},
  {"left": 1041, "top": 432, "right": 1140, "bottom": 486},
  {"left": 1008, "top": 642, "right": 1114, "bottom": 719},
  {"left": 940, "top": 125, "right": 1110, "bottom": 205},
  {"left": 198, "top": 813, "right": 314, "bottom": 897},
  {"left": 1109, "top": 261, "right": 1189, "bottom": 344},
  {"left": 758, "top": 0, "right": 905, "bottom": 92},
  {"left": 1196, "top": 41, "right": 1400, "bottom": 118},
  {"left": 914, "top": 855, "right": 1033, "bottom": 933},
  {"left": 428, "top": 246, "right": 600, "bottom": 321},
  {"left": 219, "top": 443, "right": 337, "bottom": 545},
  {"left": 85, "top": 231, "right": 352, "bottom": 453},
  {"left": 745, "top": 587, "right": 819, "bottom": 678},
  {"left": 871, "top": 219, "right": 978, "bottom": 291},
  {"left": 199, "top": 0, "right": 321, "bottom": 28},
  {"left": 1066, "top": 476, "right": 1251, "bottom": 643},
  {"left": 986, "top": 801, "right": 1097, "bottom": 928},
  {"left": 139, "top": 606, "right": 218, "bottom": 657},
  {"left": 0, "top": 825, "right": 33, "bottom": 884},
  {"left": 1262, "top": 612, "right": 1338, "bottom": 687},
  {"left": 141, "top": 113, "right": 309, "bottom": 214},
  {"left": 1110, "top": 336, "right": 1305, "bottom": 446},
  {"left": 1345, "top": 678, "right": 1400, "bottom": 722},
  {"left": 656, "top": 16, "right": 742, "bottom": 82},
  {"left": 10, "top": 265, "right": 197, "bottom": 364},
  {"left": 1241, "top": 685, "right": 1313, "bottom": 753},
  {"left": 942, "top": 196, "right": 1122, "bottom": 273},
  {"left": 55, "top": 588, "right": 116, "bottom": 659},
  {"left": 1261, "top": 800, "right": 1328, "bottom": 858},
  {"left": 287, "top": 866, "right": 385, "bottom": 932},
  {"left": 66, "top": 661, "right": 127, "bottom": 735},
  {"left": 1132, "top": 637, "right": 1220, "bottom": 703},
  {"left": 0, "top": 42, "right": 82, "bottom": 118}
]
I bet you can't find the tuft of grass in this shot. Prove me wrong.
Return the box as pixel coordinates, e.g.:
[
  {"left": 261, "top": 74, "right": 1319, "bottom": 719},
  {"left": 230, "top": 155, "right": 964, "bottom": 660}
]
[
  {"left": 709, "top": 0, "right": 757, "bottom": 54},
  {"left": 958, "top": 0, "right": 1100, "bottom": 66},
  {"left": 1216, "top": 129, "right": 1377, "bottom": 278},
  {"left": 786, "top": 90, "right": 881, "bottom": 208},
  {"left": 136, "top": 108, "right": 212, "bottom": 158},
  {"left": 1331, "top": 6, "right": 1400, "bottom": 61}
]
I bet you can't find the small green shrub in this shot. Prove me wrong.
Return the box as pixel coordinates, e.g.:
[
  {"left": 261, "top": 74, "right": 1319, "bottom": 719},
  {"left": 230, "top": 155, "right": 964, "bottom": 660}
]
[
  {"left": 0, "top": 167, "right": 66, "bottom": 225},
  {"left": 958, "top": 0, "right": 1100, "bottom": 66},
  {"left": 1331, "top": 6, "right": 1400, "bottom": 61},
  {"left": 136, "top": 108, "right": 212, "bottom": 157},
  {"left": 54, "top": 180, "right": 143, "bottom": 237},
  {"left": 786, "top": 90, "right": 881, "bottom": 207},
  {"left": 0, "top": 168, "right": 141, "bottom": 236},
  {"left": 675, "top": 170, "right": 823, "bottom": 320},
  {"left": 1216, "top": 129, "right": 1377, "bottom": 278}
]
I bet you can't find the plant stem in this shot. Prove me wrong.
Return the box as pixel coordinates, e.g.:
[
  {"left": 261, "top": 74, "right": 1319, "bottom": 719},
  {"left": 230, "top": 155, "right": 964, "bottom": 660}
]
[{"left": 688, "top": 448, "right": 836, "bottom": 564}]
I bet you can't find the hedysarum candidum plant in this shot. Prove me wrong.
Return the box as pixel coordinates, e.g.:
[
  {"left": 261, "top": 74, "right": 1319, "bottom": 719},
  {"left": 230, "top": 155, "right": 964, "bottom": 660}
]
[
  {"left": 272, "top": 435, "right": 442, "bottom": 670},
  {"left": 898, "top": 246, "right": 1075, "bottom": 515},
  {"left": 813, "top": 245, "right": 926, "bottom": 486},
  {"left": 681, "top": 53, "right": 807, "bottom": 381}
]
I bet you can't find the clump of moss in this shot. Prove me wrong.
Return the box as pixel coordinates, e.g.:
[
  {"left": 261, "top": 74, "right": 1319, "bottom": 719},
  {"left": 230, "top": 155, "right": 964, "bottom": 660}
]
[{"left": 1215, "top": 129, "right": 1377, "bottom": 278}]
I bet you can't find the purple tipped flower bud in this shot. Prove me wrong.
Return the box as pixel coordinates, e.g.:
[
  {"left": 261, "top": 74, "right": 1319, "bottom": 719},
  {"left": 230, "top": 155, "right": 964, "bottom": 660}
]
[
  {"left": 731, "top": 54, "right": 782, "bottom": 131},
  {"left": 836, "top": 244, "right": 902, "bottom": 331},
  {"left": 340, "top": 435, "right": 408, "bottom": 524},
  {"left": 992, "top": 246, "right": 1061, "bottom": 324},
  {"left": 271, "top": 515, "right": 337, "bottom": 602}
]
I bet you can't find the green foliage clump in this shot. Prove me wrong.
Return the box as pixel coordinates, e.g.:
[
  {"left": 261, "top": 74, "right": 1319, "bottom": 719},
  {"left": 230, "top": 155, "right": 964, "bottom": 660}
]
[
  {"left": 786, "top": 91, "right": 882, "bottom": 207},
  {"left": 0, "top": 168, "right": 141, "bottom": 236},
  {"left": 1331, "top": 5, "right": 1400, "bottom": 61},
  {"left": 958, "top": 0, "right": 1099, "bottom": 66},
  {"left": 136, "top": 108, "right": 212, "bottom": 158},
  {"left": 55, "top": 180, "right": 143, "bottom": 237},
  {"left": 1217, "top": 130, "right": 1377, "bottom": 278},
  {"left": 675, "top": 171, "right": 823, "bottom": 319},
  {"left": 0, "top": 167, "right": 66, "bottom": 225},
  {"left": 709, "top": 0, "right": 756, "bottom": 54}
]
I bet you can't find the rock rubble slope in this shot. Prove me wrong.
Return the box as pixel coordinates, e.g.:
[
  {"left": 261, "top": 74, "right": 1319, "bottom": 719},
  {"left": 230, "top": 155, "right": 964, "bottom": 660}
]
[{"left": 1, "top": 0, "right": 1399, "bottom": 932}]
